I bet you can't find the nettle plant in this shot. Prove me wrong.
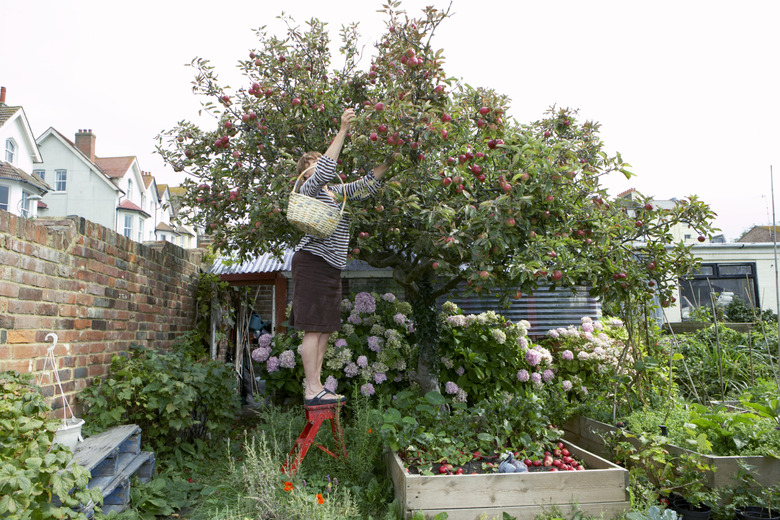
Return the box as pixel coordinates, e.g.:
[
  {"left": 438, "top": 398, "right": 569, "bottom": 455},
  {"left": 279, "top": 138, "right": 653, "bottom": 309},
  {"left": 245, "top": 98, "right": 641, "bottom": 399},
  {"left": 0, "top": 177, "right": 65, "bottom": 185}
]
[
  {"left": 252, "top": 291, "right": 416, "bottom": 400},
  {"left": 158, "top": 2, "right": 717, "bottom": 394}
]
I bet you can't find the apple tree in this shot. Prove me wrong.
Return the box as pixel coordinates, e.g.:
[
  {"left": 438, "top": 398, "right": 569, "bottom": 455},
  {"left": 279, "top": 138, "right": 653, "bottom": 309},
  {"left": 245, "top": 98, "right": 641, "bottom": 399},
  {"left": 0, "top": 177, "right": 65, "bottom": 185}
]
[{"left": 157, "top": 3, "right": 717, "bottom": 393}]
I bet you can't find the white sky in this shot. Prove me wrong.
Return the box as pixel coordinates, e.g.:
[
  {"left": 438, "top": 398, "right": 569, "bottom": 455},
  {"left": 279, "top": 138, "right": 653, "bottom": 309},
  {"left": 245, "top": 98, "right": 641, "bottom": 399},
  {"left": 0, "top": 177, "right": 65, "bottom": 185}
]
[{"left": 2, "top": 0, "right": 779, "bottom": 241}]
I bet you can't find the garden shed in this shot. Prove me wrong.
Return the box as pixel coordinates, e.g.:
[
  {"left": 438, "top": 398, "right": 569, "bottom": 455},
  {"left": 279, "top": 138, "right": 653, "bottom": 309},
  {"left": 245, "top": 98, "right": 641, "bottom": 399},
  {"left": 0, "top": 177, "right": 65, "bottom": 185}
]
[{"left": 208, "top": 250, "right": 602, "bottom": 339}]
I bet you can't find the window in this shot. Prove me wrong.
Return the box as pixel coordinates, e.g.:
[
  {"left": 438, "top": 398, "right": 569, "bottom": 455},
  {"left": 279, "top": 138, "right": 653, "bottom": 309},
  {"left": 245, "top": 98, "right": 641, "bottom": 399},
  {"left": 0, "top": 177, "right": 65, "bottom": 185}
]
[
  {"left": 5, "top": 139, "right": 16, "bottom": 163},
  {"left": 679, "top": 263, "right": 759, "bottom": 320},
  {"left": 123, "top": 215, "right": 132, "bottom": 238},
  {"left": 138, "top": 219, "right": 144, "bottom": 242},
  {"left": 20, "top": 191, "right": 32, "bottom": 218},
  {"left": 0, "top": 185, "right": 8, "bottom": 211},
  {"left": 55, "top": 170, "right": 67, "bottom": 192},
  {"left": 127, "top": 179, "right": 133, "bottom": 202},
  {"left": 33, "top": 170, "right": 45, "bottom": 182},
  {"left": 141, "top": 193, "right": 146, "bottom": 212}
]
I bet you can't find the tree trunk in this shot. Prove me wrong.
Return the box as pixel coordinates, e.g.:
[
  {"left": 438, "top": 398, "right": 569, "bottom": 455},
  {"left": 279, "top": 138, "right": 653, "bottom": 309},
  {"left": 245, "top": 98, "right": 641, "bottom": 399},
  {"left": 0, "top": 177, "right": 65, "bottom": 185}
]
[{"left": 406, "top": 276, "right": 441, "bottom": 394}]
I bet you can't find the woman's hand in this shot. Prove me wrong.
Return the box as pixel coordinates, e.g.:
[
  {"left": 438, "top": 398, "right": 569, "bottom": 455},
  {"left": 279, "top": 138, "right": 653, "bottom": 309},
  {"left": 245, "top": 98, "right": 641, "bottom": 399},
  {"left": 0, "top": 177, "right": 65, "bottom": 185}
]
[{"left": 340, "top": 108, "right": 356, "bottom": 132}]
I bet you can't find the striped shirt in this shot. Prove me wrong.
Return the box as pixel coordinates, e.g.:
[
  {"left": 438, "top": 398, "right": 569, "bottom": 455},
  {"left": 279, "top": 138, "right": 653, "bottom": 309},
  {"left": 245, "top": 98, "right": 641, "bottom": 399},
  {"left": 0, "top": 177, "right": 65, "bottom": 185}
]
[{"left": 295, "top": 156, "right": 382, "bottom": 269}]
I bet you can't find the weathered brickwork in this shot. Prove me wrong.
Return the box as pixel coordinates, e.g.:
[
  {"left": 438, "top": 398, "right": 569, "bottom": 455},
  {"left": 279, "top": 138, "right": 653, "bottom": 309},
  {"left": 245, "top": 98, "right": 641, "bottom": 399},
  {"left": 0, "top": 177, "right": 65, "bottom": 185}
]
[{"left": 0, "top": 212, "right": 205, "bottom": 415}]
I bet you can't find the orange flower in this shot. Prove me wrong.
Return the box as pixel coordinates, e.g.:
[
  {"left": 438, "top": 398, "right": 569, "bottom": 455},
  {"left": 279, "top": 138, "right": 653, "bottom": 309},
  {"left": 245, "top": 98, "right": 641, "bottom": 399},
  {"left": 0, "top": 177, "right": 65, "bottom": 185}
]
[
  {"left": 316, "top": 493, "right": 324, "bottom": 504},
  {"left": 284, "top": 481, "right": 294, "bottom": 492},
  {"left": 368, "top": 429, "right": 373, "bottom": 434}
]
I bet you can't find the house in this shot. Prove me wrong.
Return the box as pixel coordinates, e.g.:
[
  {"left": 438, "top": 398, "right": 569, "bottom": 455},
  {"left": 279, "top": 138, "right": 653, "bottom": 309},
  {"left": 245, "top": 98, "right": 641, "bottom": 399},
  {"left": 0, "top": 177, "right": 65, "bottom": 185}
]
[
  {"left": 616, "top": 188, "right": 713, "bottom": 244},
  {"left": 35, "top": 128, "right": 185, "bottom": 244},
  {"left": 0, "top": 87, "right": 49, "bottom": 217},
  {"left": 167, "top": 186, "right": 198, "bottom": 249},
  {"left": 665, "top": 242, "right": 780, "bottom": 322},
  {"left": 737, "top": 225, "right": 780, "bottom": 243}
]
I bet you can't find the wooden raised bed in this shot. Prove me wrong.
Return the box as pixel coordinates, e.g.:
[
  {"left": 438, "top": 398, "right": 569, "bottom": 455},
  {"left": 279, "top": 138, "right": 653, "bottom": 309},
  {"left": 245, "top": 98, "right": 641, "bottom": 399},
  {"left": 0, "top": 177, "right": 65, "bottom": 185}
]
[
  {"left": 562, "top": 416, "right": 780, "bottom": 490},
  {"left": 387, "top": 440, "right": 629, "bottom": 520}
]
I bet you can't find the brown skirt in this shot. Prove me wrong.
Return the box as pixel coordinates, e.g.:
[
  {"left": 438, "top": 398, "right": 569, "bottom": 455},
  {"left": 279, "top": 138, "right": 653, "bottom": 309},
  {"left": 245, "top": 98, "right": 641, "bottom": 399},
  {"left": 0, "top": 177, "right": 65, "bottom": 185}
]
[{"left": 289, "top": 250, "right": 342, "bottom": 332}]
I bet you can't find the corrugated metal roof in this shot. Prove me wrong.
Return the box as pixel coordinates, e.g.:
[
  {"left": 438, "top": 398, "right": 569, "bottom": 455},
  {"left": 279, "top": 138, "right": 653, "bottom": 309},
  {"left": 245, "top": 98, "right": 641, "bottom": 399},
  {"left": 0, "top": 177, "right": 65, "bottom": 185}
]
[
  {"left": 442, "top": 285, "right": 601, "bottom": 337},
  {"left": 209, "top": 249, "right": 393, "bottom": 275}
]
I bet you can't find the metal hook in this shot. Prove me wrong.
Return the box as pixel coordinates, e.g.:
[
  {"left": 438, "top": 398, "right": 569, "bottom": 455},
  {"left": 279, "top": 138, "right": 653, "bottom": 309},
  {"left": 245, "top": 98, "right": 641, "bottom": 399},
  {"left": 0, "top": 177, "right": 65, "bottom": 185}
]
[{"left": 45, "top": 332, "right": 58, "bottom": 353}]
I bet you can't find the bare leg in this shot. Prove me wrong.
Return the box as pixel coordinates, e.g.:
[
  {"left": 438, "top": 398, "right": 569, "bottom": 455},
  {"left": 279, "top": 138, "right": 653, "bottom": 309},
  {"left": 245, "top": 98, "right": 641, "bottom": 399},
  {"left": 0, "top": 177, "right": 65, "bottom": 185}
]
[{"left": 301, "top": 331, "right": 324, "bottom": 399}]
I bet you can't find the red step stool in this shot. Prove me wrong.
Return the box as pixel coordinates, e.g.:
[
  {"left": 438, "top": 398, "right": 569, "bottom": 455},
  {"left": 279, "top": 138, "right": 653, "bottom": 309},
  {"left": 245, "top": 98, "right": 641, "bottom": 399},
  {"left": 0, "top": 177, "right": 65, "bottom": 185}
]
[{"left": 281, "top": 401, "right": 347, "bottom": 476}]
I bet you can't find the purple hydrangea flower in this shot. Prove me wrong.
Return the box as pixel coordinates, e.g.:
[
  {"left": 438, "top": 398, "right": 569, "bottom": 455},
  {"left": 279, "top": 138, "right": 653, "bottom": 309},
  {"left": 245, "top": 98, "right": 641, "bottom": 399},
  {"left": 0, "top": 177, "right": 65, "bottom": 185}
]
[
  {"left": 517, "top": 369, "right": 530, "bottom": 382},
  {"left": 251, "top": 346, "right": 271, "bottom": 363},
  {"left": 344, "top": 362, "right": 359, "bottom": 378},
  {"left": 266, "top": 356, "right": 280, "bottom": 373},
  {"left": 530, "top": 372, "right": 542, "bottom": 384},
  {"left": 324, "top": 376, "right": 338, "bottom": 393},
  {"left": 542, "top": 369, "right": 555, "bottom": 382},
  {"left": 373, "top": 372, "right": 387, "bottom": 384},
  {"left": 393, "top": 313, "right": 406, "bottom": 325},
  {"left": 279, "top": 349, "right": 296, "bottom": 369},
  {"left": 356, "top": 355, "right": 368, "bottom": 368},
  {"left": 360, "top": 383, "right": 375, "bottom": 396},
  {"left": 257, "top": 334, "right": 272, "bottom": 348},
  {"left": 582, "top": 322, "right": 595, "bottom": 333},
  {"left": 456, "top": 366, "right": 465, "bottom": 376},
  {"left": 525, "top": 349, "right": 543, "bottom": 367},
  {"left": 367, "top": 336, "right": 382, "bottom": 352},
  {"left": 347, "top": 313, "right": 362, "bottom": 325},
  {"left": 381, "top": 293, "right": 396, "bottom": 302},
  {"left": 335, "top": 338, "right": 348, "bottom": 348},
  {"left": 444, "top": 381, "right": 459, "bottom": 395},
  {"left": 561, "top": 350, "right": 574, "bottom": 361},
  {"left": 354, "top": 292, "right": 377, "bottom": 314}
]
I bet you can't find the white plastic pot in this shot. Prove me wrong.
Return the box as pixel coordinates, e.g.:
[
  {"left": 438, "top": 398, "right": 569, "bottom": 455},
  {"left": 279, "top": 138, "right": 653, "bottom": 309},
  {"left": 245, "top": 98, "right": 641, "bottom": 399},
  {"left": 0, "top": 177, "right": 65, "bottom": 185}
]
[{"left": 54, "top": 417, "right": 84, "bottom": 451}]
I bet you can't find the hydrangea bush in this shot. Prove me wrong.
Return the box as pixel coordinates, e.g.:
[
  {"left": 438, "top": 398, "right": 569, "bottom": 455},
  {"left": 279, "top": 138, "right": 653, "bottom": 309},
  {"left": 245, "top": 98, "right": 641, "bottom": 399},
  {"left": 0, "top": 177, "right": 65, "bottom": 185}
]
[
  {"left": 436, "top": 301, "right": 559, "bottom": 404},
  {"left": 540, "top": 316, "right": 634, "bottom": 404},
  {"left": 252, "top": 292, "right": 416, "bottom": 401}
]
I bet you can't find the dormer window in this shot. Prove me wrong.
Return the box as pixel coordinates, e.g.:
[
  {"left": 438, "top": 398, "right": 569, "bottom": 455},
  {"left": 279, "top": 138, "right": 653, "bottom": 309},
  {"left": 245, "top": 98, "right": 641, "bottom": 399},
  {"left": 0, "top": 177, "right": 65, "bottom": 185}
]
[{"left": 5, "top": 139, "right": 16, "bottom": 163}]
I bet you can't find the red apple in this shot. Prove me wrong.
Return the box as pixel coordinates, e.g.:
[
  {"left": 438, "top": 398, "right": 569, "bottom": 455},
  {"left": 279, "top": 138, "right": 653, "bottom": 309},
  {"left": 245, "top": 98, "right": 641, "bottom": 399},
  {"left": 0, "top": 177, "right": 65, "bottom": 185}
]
[
  {"left": 374, "top": 102, "right": 385, "bottom": 111},
  {"left": 479, "top": 107, "right": 490, "bottom": 115}
]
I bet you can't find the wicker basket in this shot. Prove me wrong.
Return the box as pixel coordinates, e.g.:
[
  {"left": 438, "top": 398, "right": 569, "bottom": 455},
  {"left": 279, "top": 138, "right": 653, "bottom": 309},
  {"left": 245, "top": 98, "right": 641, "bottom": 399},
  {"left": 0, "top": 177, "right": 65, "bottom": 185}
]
[{"left": 286, "top": 166, "right": 346, "bottom": 238}]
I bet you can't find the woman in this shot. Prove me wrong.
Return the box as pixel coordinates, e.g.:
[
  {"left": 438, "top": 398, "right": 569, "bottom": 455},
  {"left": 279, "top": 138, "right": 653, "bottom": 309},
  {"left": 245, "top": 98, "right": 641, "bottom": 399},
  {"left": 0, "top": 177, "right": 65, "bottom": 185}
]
[{"left": 290, "top": 108, "right": 395, "bottom": 406}]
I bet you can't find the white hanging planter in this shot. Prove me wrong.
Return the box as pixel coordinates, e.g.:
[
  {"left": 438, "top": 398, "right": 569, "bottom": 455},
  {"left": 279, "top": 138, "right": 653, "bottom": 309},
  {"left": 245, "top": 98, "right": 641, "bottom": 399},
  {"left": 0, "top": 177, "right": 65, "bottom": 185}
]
[{"left": 40, "top": 333, "right": 84, "bottom": 450}]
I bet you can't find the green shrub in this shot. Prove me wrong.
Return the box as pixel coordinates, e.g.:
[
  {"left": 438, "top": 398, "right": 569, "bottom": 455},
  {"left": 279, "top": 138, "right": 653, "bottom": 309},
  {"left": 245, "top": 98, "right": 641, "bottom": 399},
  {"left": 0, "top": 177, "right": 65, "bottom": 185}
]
[
  {"left": 0, "top": 371, "right": 103, "bottom": 519},
  {"left": 80, "top": 344, "right": 241, "bottom": 455}
]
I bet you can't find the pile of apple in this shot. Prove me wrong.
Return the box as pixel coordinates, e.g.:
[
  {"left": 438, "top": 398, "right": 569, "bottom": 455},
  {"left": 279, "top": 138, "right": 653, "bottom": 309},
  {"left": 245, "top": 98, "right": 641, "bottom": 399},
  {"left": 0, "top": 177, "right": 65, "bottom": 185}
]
[{"left": 521, "top": 441, "right": 585, "bottom": 472}]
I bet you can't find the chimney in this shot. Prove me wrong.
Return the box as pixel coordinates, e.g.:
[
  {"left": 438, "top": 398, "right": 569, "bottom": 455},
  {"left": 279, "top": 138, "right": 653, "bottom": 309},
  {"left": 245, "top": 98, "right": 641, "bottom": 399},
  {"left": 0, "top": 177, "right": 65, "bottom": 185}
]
[
  {"left": 75, "top": 129, "right": 96, "bottom": 162},
  {"left": 0, "top": 86, "right": 6, "bottom": 105}
]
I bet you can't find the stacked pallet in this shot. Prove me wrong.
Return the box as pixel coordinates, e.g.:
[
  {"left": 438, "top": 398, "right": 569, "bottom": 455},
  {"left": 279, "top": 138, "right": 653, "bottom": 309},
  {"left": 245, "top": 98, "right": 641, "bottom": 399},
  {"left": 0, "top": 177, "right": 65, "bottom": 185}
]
[{"left": 67, "top": 424, "right": 156, "bottom": 516}]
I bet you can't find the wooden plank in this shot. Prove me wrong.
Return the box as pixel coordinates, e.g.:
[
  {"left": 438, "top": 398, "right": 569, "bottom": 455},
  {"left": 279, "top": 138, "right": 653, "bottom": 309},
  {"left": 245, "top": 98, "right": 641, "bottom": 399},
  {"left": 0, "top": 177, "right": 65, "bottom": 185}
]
[{"left": 409, "top": 500, "right": 630, "bottom": 520}]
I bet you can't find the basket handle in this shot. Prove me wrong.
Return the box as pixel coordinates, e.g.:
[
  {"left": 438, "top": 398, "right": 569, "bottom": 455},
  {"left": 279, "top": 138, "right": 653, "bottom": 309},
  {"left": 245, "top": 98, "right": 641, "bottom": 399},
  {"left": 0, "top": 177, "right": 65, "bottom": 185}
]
[{"left": 292, "top": 164, "right": 347, "bottom": 214}]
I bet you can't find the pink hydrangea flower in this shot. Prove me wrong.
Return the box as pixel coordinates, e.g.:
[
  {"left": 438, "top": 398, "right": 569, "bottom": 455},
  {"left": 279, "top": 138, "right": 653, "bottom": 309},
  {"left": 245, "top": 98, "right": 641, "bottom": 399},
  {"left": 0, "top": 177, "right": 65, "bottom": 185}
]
[
  {"left": 324, "top": 376, "right": 338, "bottom": 393},
  {"left": 561, "top": 350, "right": 574, "bottom": 361},
  {"left": 257, "top": 334, "right": 272, "bottom": 348},
  {"left": 444, "top": 381, "right": 459, "bottom": 395},
  {"left": 360, "top": 383, "right": 375, "bottom": 396},
  {"left": 517, "top": 369, "right": 530, "bottom": 382},
  {"left": 357, "top": 355, "right": 368, "bottom": 368},
  {"left": 266, "top": 356, "right": 280, "bottom": 373}
]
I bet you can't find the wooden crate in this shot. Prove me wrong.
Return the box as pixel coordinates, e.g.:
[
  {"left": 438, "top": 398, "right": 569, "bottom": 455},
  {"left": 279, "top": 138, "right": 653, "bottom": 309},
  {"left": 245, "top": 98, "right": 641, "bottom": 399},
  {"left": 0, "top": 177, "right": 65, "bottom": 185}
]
[
  {"left": 388, "top": 441, "right": 629, "bottom": 520},
  {"left": 562, "top": 416, "right": 780, "bottom": 490}
]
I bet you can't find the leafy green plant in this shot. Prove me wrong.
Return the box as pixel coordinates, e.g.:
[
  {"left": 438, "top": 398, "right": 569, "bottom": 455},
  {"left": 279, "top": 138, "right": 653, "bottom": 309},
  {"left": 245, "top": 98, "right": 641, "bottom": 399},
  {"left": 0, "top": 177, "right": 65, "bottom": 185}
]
[
  {"left": 0, "top": 371, "right": 104, "bottom": 519},
  {"left": 80, "top": 344, "right": 241, "bottom": 455}
]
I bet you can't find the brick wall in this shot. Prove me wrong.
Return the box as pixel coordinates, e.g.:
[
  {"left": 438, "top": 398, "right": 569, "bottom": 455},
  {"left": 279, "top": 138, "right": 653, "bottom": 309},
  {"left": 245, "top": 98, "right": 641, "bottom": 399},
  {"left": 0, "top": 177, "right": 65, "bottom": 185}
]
[{"left": 0, "top": 212, "right": 205, "bottom": 416}]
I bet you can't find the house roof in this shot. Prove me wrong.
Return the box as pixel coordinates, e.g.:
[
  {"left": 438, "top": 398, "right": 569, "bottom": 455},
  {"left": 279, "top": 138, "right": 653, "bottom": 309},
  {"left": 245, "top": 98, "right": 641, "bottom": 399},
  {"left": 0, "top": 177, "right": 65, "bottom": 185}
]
[
  {"left": 209, "top": 249, "right": 392, "bottom": 275},
  {"left": 36, "top": 127, "right": 121, "bottom": 193},
  {"left": 141, "top": 173, "right": 154, "bottom": 189},
  {"left": 0, "top": 106, "right": 21, "bottom": 128},
  {"left": 117, "top": 199, "right": 151, "bottom": 217},
  {"left": 0, "top": 160, "right": 50, "bottom": 192},
  {"left": 95, "top": 156, "right": 135, "bottom": 178},
  {"left": 155, "top": 221, "right": 180, "bottom": 235},
  {"left": 156, "top": 184, "right": 169, "bottom": 199}
]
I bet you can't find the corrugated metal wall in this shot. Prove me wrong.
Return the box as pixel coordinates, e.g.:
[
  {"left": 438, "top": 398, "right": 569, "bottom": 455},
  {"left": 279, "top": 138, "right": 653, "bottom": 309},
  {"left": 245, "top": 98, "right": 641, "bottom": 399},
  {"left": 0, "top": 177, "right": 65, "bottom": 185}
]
[{"left": 442, "top": 285, "right": 601, "bottom": 337}]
